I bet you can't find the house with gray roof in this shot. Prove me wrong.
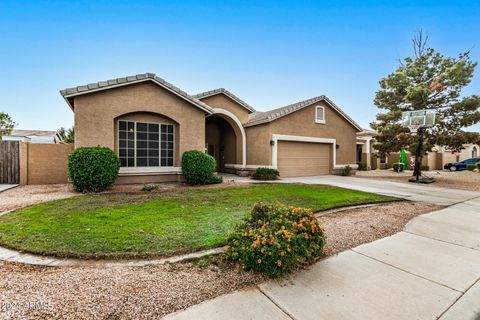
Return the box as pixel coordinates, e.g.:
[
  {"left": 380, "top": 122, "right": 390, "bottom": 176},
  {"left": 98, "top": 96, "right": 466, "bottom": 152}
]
[
  {"left": 60, "top": 72, "right": 362, "bottom": 182},
  {"left": 2, "top": 130, "right": 61, "bottom": 144}
]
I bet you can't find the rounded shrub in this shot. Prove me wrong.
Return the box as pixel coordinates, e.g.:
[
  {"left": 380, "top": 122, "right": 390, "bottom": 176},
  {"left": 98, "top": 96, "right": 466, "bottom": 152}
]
[
  {"left": 357, "top": 162, "right": 367, "bottom": 171},
  {"left": 68, "top": 147, "right": 120, "bottom": 192},
  {"left": 226, "top": 202, "right": 326, "bottom": 278},
  {"left": 340, "top": 165, "right": 352, "bottom": 176},
  {"left": 467, "top": 164, "right": 476, "bottom": 171},
  {"left": 252, "top": 167, "right": 279, "bottom": 180},
  {"left": 181, "top": 150, "right": 216, "bottom": 185},
  {"left": 392, "top": 162, "right": 404, "bottom": 172}
]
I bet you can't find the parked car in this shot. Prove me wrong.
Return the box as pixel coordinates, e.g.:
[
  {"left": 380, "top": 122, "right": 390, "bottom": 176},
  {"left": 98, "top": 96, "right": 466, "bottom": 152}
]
[{"left": 444, "top": 157, "right": 480, "bottom": 171}]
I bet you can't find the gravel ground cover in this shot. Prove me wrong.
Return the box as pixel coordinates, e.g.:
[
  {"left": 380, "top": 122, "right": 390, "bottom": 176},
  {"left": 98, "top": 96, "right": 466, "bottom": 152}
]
[
  {"left": 0, "top": 184, "right": 77, "bottom": 213},
  {"left": 0, "top": 262, "right": 263, "bottom": 320},
  {"left": 356, "top": 169, "right": 480, "bottom": 192},
  {"left": 0, "top": 201, "right": 442, "bottom": 320},
  {"left": 318, "top": 201, "right": 444, "bottom": 256}
]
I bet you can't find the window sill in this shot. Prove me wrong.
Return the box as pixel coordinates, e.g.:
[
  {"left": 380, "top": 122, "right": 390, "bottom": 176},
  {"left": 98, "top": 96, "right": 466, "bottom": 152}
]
[
  {"left": 119, "top": 167, "right": 182, "bottom": 176},
  {"left": 315, "top": 120, "right": 326, "bottom": 124}
]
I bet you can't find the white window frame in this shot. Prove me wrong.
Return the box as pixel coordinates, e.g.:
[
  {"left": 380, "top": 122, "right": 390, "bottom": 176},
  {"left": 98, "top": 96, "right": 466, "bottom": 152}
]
[{"left": 315, "top": 106, "right": 326, "bottom": 124}]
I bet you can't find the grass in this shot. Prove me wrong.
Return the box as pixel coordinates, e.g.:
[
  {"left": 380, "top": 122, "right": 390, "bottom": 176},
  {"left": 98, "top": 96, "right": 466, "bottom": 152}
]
[{"left": 0, "top": 184, "right": 394, "bottom": 259}]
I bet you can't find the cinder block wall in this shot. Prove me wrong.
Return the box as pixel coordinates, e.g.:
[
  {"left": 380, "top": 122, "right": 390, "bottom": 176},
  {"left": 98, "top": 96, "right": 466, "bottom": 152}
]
[{"left": 20, "top": 143, "right": 73, "bottom": 185}]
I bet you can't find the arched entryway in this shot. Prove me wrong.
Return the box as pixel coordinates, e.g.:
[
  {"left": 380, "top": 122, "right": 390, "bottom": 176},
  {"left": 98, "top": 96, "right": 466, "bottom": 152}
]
[
  {"left": 205, "top": 108, "right": 246, "bottom": 172},
  {"left": 473, "top": 146, "right": 478, "bottom": 158}
]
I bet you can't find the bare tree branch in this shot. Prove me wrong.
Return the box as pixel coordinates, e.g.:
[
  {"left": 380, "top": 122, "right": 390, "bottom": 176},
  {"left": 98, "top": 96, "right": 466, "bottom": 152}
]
[{"left": 413, "top": 29, "right": 428, "bottom": 58}]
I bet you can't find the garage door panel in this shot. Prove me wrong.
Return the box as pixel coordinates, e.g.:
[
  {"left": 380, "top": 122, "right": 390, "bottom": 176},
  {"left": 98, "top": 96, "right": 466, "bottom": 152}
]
[{"left": 278, "top": 141, "right": 330, "bottom": 177}]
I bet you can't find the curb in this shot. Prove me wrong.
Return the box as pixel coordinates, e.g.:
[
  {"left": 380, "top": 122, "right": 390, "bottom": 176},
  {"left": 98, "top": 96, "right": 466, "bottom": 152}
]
[
  {"left": 314, "top": 202, "right": 398, "bottom": 217},
  {"left": 0, "top": 245, "right": 226, "bottom": 268}
]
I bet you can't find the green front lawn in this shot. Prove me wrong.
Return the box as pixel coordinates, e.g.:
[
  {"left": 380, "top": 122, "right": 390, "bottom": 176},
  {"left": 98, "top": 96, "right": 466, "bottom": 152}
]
[{"left": 0, "top": 184, "right": 394, "bottom": 259}]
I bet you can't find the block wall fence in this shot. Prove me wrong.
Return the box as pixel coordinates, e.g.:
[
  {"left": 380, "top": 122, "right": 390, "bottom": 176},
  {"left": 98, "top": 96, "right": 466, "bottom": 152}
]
[{"left": 19, "top": 142, "right": 73, "bottom": 185}]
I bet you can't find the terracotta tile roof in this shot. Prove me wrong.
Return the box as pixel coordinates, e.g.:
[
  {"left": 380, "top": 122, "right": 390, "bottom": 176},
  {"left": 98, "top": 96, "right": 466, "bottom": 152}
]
[
  {"left": 245, "top": 95, "right": 362, "bottom": 131},
  {"left": 60, "top": 73, "right": 213, "bottom": 114},
  {"left": 193, "top": 88, "right": 256, "bottom": 113}
]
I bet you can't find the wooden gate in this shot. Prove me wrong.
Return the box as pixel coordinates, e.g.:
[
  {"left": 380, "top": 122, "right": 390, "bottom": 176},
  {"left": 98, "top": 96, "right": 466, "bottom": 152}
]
[{"left": 0, "top": 141, "right": 20, "bottom": 184}]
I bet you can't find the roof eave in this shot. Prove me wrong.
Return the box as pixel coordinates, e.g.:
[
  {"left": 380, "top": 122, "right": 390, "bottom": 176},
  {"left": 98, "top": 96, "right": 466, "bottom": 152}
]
[
  {"left": 194, "top": 89, "right": 256, "bottom": 113},
  {"left": 60, "top": 76, "right": 213, "bottom": 115},
  {"left": 244, "top": 96, "right": 363, "bottom": 131}
]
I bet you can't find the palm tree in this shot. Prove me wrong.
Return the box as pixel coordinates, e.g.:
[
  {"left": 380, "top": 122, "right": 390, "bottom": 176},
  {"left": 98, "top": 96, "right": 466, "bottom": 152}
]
[{"left": 57, "top": 126, "right": 74, "bottom": 144}]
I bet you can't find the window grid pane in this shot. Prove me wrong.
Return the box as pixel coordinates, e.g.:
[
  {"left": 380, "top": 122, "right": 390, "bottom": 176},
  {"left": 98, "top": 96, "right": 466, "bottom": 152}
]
[
  {"left": 119, "top": 120, "right": 135, "bottom": 167},
  {"left": 160, "top": 124, "right": 174, "bottom": 167},
  {"left": 135, "top": 122, "right": 159, "bottom": 167}
]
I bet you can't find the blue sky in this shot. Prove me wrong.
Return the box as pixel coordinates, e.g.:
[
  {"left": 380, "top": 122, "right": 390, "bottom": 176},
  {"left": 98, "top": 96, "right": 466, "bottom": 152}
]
[{"left": 1, "top": 0, "right": 479, "bottom": 131}]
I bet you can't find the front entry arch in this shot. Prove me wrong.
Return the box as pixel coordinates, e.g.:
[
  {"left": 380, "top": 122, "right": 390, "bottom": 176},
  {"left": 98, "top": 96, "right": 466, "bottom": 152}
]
[{"left": 205, "top": 108, "right": 246, "bottom": 171}]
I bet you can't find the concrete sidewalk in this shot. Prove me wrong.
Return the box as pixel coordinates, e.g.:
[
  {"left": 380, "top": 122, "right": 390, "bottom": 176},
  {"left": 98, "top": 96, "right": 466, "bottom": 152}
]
[
  {"left": 164, "top": 179, "right": 480, "bottom": 320},
  {"left": 0, "top": 184, "right": 17, "bottom": 193}
]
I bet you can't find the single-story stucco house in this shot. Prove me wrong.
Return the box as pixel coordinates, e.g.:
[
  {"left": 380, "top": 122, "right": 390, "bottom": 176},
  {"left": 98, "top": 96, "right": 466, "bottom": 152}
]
[{"left": 60, "top": 73, "right": 362, "bottom": 183}]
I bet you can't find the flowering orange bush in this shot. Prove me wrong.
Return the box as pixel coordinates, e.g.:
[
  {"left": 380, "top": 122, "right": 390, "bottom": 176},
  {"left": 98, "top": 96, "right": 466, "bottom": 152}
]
[{"left": 225, "top": 202, "right": 326, "bottom": 278}]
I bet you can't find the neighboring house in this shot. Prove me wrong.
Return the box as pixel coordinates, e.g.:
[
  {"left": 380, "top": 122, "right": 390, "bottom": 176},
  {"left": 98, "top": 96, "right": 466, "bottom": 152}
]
[
  {"left": 356, "top": 130, "right": 480, "bottom": 170},
  {"left": 458, "top": 144, "right": 479, "bottom": 160},
  {"left": 60, "top": 73, "right": 362, "bottom": 183},
  {"left": 1, "top": 130, "right": 61, "bottom": 144},
  {"left": 356, "top": 130, "right": 376, "bottom": 170}
]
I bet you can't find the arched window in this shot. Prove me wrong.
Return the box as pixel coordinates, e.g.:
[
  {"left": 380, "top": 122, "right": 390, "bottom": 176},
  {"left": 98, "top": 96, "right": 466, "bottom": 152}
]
[
  {"left": 472, "top": 146, "right": 478, "bottom": 158},
  {"left": 118, "top": 120, "right": 174, "bottom": 167}
]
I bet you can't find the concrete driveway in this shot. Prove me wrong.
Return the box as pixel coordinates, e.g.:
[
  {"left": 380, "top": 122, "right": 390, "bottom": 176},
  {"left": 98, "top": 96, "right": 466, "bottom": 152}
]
[{"left": 164, "top": 176, "right": 480, "bottom": 320}]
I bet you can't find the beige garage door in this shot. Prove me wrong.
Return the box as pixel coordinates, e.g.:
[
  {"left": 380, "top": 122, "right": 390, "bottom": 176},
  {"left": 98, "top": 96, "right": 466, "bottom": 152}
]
[{"left": 278, "top": 141, "right": 331, "bottom": 177}]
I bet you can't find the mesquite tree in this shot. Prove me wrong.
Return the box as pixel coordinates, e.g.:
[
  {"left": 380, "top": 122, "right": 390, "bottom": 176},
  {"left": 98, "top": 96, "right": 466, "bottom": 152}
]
[
  {"left": 371, "top": 31, "right": 480, "bottom": 158},
  {"left": 0, "top": 112, "right": 15, "bottom": 138}
]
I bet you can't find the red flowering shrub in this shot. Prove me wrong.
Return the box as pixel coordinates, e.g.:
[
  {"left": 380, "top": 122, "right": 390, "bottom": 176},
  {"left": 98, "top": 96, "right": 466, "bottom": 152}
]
[{"left": 226, "top": 202, "right": 326, "bottom": 278}]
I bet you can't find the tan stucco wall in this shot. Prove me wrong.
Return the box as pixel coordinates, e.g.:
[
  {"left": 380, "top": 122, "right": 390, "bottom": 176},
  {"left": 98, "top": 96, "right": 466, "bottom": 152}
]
[
  {"left": 223, "top": 124, "right": 237, "bottom": 164},
  {"left": 199, "top": 94, "right": 251, "bottom": 124},
  {"left": 205, "top": 119, "right": 221, "bottom": 169},
  {"left": 440, "top": 152, "right": 458, "bottom": 168},
  {"left": 116, "top": 174, "right": 183, "bottom": 184},
  {"left": 73, "top": 81, "right": 206, "bottom": 160},
  {"left": 19, "top": 142, "right": 28, "bottom": 185},
  {"left": 245, "top": 123, "right": 272, "bottom": 165},
  {"left": 245, "top": 101, "right": 358, "bottom": 167},
  {"left": 20, "top": 143, "right": 73, "bottom": 184}
]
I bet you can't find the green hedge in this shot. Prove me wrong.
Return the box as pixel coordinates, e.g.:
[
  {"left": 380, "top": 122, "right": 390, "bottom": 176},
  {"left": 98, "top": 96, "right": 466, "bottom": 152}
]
[
  {"left": 68, "top": 147, "right": 120, "bottom": 192},
  {"left": 252, "top": 167, "right": 279, "bottom": 180},
  {"left": 467, "top": 164, "right": 477, "bottom": 171},
  {"left": 226, "top": 202, "right": 325, "bottom": 278},
  {"left": 206, "top": 175, "right": 223, "bottom": 184},
  {"left": 357, "top": 162, "right": 367, "bottom": 171},
  {"left": 181, "top": 150, "right": 217, "bottom": 185}
]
